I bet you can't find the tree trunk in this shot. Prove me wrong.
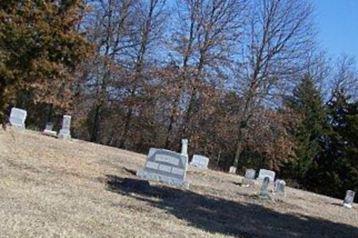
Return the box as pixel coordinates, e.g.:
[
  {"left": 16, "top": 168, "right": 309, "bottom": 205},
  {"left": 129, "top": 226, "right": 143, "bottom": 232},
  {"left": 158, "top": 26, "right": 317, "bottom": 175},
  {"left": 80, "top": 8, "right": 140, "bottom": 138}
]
[
  {"left": 90, "top": 104, "right": 101, "bottom": 142},
  {"left": 119, "top": 107, "right": 133, "bottom": 148}
]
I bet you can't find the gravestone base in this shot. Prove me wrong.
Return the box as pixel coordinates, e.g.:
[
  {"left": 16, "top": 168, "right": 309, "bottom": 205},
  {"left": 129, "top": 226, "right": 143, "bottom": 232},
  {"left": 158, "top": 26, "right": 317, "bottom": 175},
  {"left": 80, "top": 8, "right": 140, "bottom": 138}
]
[
  {"left": 343, "top": 203, "right": 353, "bottom": 209},
  {"left": 10, "top": 124, "right": 26, "bottom": 131},
  {"left": 259, "top": 194, "right": 273, "bottom": 201},
  {"left": 42, "top": 130, "right": 57, "bottom": 137},
  {"left": 241, "top": 178, "right": 255, "bottom": 187},
  {"left": 58, "top": 129, "right": 71, "bottom": 140},
  {"left": 137, "top": 169, "right": 190, "bottom": 189}
]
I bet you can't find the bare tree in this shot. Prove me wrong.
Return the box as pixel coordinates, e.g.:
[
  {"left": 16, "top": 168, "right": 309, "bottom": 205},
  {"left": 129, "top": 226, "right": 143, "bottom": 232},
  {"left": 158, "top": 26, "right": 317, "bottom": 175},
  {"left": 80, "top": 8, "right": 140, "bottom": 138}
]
[
  {"left": 331, "top": 55, "right": 358, "bottom": 100},
  {"left": 118, "top": 0, "right": 168, "bottom": 148},
  {"left": 232, "top": 0, "right": 315, "bottom": 169},
  {"left": 165, "top": 0, "right": 246, "bottom": 147},
  {"left": 76, "top": 0, "right": 137, "bottom": 142}
]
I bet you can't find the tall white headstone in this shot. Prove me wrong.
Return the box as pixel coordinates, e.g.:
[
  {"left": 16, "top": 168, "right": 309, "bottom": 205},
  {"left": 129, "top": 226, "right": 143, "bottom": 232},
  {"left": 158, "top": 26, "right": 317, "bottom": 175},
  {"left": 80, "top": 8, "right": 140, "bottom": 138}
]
[
  {"left": 58, "top": 115, "right": 71, "bottom": 139},
  {"left": 343, "top": 190, "right": 355, "bottom": 209},
  {"left": 9, "top": 107, "right": 27, "bottom": 129},
  {"left": 137, "top": 148, "right": 189, "bottom": 188},
  {"left": 257, "top": 169, "right": 275, "bottom": 183},
  {"left": 181, "top": 139, "right": 188, "bottom": 158}
]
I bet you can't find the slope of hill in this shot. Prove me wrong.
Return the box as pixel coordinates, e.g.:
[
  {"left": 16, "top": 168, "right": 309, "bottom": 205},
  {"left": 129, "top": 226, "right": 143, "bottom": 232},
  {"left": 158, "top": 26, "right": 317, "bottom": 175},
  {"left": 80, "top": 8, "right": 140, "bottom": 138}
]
[{"left": 0, "top": 128, "right": 357, "bottom": 237}]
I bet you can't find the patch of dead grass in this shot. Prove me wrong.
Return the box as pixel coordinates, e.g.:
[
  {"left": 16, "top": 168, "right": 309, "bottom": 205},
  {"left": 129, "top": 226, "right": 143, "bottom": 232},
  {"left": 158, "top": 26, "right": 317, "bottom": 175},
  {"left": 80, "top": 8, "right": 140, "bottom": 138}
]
[{"left": 0, "top": 128, "right": 357, "bottom": 237}]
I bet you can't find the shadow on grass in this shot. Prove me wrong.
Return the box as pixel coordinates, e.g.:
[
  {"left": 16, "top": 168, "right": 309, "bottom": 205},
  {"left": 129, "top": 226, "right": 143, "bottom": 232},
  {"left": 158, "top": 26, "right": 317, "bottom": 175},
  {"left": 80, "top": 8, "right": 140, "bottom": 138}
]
[{"left": 105, "top": 175, "right": 358, "bottom": 238}]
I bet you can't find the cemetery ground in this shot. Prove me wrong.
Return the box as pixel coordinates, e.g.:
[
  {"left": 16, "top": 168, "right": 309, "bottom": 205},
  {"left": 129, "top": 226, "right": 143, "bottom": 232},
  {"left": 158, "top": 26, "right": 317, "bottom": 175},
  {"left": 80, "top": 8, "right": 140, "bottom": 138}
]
[{"left": 0, "top": 129, "right": 357, "bottom": 238}]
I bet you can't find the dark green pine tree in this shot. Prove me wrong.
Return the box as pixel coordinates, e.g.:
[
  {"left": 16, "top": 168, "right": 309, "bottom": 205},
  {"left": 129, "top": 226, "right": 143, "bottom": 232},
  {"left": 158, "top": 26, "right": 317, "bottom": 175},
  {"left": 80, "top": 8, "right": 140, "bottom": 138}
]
[
  {"left": 283, "top": 74, "right": 326, "bottom": 187},
  {"left": 306, "top": 89, "right": 358, "bottom": 200}
]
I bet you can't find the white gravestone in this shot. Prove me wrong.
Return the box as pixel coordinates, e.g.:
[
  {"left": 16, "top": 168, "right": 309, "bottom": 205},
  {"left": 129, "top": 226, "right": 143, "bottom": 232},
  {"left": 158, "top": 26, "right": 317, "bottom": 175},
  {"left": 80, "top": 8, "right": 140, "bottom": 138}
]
[
  {"left": 58, "top": 115, "right": 71, "bottom": 139},
  {"left": 343, "top": 190, "right": 355, "bottom": 209},
  {"left": 229, "top": 166, "right": 237, "bottom": 174},
  {"left": 259, "top": 177, "right": 270, "bottom": 198},
  {"left": 242, "top": 169, "right": 256, "bottom": 187},
  {"left": 181, "top": 139, "right": 188, "bottom": 158},
  {"left": 9, "top": 107, "right": 27, "bottom": 129},
  {"left": 257, "top": 169, "right": 275, "bottom": 183},
  {"left": 137, "top": 148, "right": 189, "bottom": 188},
  {"left": 190, "top": 155, "right": 209, "bottom": 169},
  {"left": 274, "top": 179, "right": 286, "bottom": 197},
  {"left": 42, "top": 122, "right": 57, "bottom": 137}
]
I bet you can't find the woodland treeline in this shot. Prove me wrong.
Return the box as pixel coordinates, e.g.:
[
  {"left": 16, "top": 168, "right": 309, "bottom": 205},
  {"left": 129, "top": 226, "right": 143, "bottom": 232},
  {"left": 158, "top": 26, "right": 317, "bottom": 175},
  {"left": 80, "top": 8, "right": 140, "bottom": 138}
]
[{"left": 0, "top": 0, "right": 357, "bottom": 200}]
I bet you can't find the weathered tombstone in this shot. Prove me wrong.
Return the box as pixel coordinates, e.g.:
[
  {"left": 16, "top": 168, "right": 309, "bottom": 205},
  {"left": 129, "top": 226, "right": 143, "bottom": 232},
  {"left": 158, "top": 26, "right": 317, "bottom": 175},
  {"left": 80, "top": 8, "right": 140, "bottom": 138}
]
[
  {"left": 190, "top": 155, "right": 209, "bottom": 169},
  {"left": 42, "top": 122, "right": 57, "bottom": 137},
  {"left": 274, "top": 179, "right": 286, "bottom": 197},
  {"left": 259, "top": 177, "right": 270, "bottom": 198},
  {"left": 343, "top": 190, "right": 355, "bottom": 209},
  {"left": 45, "top": 122, "right": 54, "bottom": 131},
  {"left": 9, "top": 107, "right": 27, "bottom": 129},
  {"left": 181, "top": 139, "right": 188, "bottom": 158},
  {"left": 58, "top": 115, "right": 71, "bottom": 139},
  {"left": 257, "top": 169, "right": 275, "bottom": 183},
  {"left": 242, "top": 169, "right": 256, "bottom": 187},
  {"left": 245, "top": 169, "right": 256, "bottom": 179},
  {"left": 137, "top": 148, "right": 189, "bottom": 188},
  {"left": 229, "top": 166, "right": 237, "bottom": 174}
]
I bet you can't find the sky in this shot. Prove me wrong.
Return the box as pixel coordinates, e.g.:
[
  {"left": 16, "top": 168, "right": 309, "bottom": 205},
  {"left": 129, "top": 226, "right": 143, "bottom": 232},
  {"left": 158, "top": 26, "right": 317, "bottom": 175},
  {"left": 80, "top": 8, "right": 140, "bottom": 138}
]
[{"left": 314, "top": 0, "right": 358, "bottom": 59}]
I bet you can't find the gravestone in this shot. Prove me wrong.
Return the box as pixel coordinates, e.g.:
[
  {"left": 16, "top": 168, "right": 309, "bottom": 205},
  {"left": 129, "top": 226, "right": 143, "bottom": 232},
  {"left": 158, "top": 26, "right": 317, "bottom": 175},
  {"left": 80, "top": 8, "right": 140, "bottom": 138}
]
[
  {"left": 181, "top": 139, "right": 188, "bottom": 158},
  {"left": 245, "top": 169, "right": 256, "bottom": 179},
  {"left": 257, "top": 169, "right": 275, "bottom": 183},
  {"left": 42, "top": 122, "right": 57, "bottom": 137},
  {"left": 58, "top": 115, "right": 71, "bottom": 139},
  {"left": 242, "top": 169, "right": 256, "bottom": 187},
  {"left": 190, "top": 155, "right": 209, "bottom": 169},
  {"left": 343, "top": 190, "right": 355, "bottom": 209},
  {"left": 137, "top": 148, "right": 189, "bottom": 188},
  {"left": 9, "top": 107, "right": 27, "bottom": 129},
  {"left": 259, "top": 177, "right": 270, "bottom": 198},
  {"left": 274, "top": 179, "right": 286, "bottom": 197},
  {"left": 229, "top": 166, "right": 237, "bottom": 174}
]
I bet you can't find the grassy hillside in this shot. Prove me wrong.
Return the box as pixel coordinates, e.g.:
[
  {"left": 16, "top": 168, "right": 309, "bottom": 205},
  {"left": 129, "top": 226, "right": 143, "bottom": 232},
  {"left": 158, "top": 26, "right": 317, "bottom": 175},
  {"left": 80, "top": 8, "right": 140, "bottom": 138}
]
[{"left": 0, "top": 128, "right": 357, "bottom": 237}]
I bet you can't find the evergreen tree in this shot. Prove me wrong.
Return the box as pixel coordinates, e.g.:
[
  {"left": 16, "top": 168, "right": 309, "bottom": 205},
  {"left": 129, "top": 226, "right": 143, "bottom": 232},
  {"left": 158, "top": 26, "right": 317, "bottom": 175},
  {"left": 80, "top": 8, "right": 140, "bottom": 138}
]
[
  {"left": 0, "top": 0, "right": 91, "bottom": 124},
  {"left": 307, "top": 89, "right": 358, "bottom": 200},
  {"left": 282, "top": 74, "right": 326, "bottom": 187}
]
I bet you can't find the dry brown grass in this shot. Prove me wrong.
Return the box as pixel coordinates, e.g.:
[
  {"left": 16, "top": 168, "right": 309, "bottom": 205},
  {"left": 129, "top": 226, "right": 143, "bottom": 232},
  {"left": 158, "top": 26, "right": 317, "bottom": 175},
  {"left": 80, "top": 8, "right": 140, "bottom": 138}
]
[{"left": 0, "top": 128, "right": 357, "bottom": 238}]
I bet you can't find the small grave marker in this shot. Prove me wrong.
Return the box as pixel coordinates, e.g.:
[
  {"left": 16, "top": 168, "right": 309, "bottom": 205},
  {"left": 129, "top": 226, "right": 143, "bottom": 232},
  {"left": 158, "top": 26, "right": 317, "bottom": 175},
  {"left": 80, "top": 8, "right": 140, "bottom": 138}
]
[
  {"left": 58, "top": 115, "right": 71, "bottom": 139},
  {"left": 343, "top": 190, "right": 355, "bottom": 209},
  {"left": 229, "top": 166, "right": 237, "bottom": 174},
  {"left": 190, "top": 155, "right": 209, "bottom": 169},
  {"left": 245, "top": 169, "right": 256, "bottom": 179},
  {"left": 274, "top": 179, "right": 286, "bottom": 197},
  {"left": 242, "top": 169, "right": 256, "bottom": 187},
  {"left": 137, "top": 148, "right": 189, "bottom": 188},
  {"left": 9, "top": 107, "right": 27, "bottom": 129},
  {"left": 257, "top": 169, "right": 275, "bottom": 183}
]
